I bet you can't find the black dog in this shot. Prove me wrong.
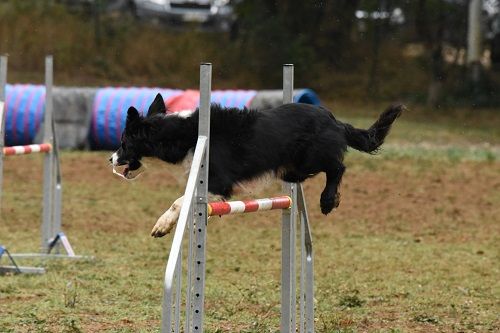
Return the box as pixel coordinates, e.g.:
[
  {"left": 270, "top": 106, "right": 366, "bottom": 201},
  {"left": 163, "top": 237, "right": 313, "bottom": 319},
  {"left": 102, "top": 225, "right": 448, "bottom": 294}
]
[{"left": 111, "top": 94, "right": 403, "bottom": 237}]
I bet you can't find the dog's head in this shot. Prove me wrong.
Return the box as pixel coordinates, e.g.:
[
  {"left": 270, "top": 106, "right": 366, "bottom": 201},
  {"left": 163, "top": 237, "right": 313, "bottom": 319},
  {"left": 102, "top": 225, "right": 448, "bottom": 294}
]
[{"left": 110, "top": 93, "right": 166, "bottom": 180}]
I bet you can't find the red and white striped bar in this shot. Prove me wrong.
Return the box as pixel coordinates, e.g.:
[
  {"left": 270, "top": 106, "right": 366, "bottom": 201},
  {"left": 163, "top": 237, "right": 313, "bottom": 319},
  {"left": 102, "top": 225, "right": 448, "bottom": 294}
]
[
  {"left": 207, "top": 196, "right": 292, "bottom": 216},
  {"left": 3, "top": 143, "right": 52, "bottom": 156}
]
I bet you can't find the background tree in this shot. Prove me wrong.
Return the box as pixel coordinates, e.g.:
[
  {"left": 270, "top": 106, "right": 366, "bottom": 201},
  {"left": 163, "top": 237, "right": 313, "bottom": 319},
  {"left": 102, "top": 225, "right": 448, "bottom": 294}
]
[{"left": 234, "top": 0, "right": 360, "bottom": 87}]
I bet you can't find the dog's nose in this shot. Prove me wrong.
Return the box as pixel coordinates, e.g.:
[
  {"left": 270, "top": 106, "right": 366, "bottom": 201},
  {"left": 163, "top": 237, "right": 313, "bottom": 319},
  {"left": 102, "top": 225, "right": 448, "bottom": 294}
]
[{"left": 109, "top": 156, "right": 113, "bottom": 163}]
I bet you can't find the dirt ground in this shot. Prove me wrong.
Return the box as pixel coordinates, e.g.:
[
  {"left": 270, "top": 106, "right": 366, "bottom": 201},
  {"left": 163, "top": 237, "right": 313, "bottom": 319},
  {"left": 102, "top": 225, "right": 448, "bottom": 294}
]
[{"left": 0, "top": 146, "right": 499, "bottom": 332}]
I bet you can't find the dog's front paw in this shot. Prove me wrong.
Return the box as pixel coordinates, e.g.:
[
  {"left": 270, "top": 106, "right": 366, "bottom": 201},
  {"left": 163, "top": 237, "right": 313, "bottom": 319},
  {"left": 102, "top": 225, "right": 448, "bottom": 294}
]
[
  {"left": 151, "top": 212, "right": 177, "bottom": 238},
  {"left": 320, "top": 192, "right": 341, "bottom": 215}
]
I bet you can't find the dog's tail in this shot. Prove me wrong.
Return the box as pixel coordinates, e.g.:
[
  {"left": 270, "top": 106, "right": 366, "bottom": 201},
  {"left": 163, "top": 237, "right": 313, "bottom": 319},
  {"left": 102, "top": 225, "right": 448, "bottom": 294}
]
[{"left": 344, "top": 104, "right": 404, "bottom": 153}]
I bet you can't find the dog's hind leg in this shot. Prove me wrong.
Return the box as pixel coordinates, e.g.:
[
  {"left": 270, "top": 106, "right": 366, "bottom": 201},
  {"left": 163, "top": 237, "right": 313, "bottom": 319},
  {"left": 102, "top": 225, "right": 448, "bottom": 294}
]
[
  {"left": 151, "top": 196, "right": 184, "bottom": 237},
  {"left": 320, "top": 163, "right": 345, "bottom": 215}
]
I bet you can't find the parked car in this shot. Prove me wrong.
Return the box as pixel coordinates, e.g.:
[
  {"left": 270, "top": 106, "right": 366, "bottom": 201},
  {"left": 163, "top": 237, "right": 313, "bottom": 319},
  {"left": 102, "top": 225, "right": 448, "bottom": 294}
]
[
  {"left": 132, "top": 0, "right": 236, "bottom": 31},
  {"left": 58, "top": 0, "right": 237, "bottom": 32}
]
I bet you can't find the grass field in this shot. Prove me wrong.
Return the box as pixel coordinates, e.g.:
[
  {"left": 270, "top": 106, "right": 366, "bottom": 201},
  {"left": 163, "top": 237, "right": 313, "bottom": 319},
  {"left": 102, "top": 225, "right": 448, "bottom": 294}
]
[{"left": 0, "top": 108, "right": 499, "bottom": 332}]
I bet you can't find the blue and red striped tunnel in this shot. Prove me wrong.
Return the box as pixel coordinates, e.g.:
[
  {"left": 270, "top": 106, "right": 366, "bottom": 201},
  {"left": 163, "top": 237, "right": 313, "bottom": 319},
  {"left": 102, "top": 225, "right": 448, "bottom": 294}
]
[{"left": 2, "top": 85, "right": 320, "bottom": 150}]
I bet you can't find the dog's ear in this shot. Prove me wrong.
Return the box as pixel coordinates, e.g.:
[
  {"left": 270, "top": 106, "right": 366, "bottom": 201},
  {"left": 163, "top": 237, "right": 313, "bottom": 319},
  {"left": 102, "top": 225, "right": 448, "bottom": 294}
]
[
  {"left": 126, "top": 106, "right": 141, "bottom": 132},
  {"left": 147, "top": 93, "right": 166, "bottom": 117}
]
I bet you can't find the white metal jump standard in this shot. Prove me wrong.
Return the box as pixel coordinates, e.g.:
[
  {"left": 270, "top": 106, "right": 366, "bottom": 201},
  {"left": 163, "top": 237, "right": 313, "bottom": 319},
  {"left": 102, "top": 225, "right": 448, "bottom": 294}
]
[
  {"left": 0, "top": 55, "right": 88, "bottom": 261},
  {"left": 161, "top": 63, "right": 314, "bottom": 333},
  {"left": 0, "top": 245, "right": 45, "bottom": 275}
]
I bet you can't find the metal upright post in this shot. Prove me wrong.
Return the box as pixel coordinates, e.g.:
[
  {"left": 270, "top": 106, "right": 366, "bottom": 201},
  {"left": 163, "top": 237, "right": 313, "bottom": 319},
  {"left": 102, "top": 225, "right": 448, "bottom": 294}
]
[
  {"left": 298, "top": 184, "right": 314, "bottom": 333},
  {"left": 191, "top": 63, "right": 211, "bottom": 333},
  {"left": 0, "top": 55, "right": 7, "bottom": 212},
  {"left": 41, "top": 56, "right": 55, "bottom": 252},
  {"left": 185, "top": 202, "right": 196, "bottom": 331},
  {"left": 161, "top": 64, "right": 210, "bottom": 331},
  {"left": 281, "top": 64, "right": 297, "bottom": 333},
  {"left": 52, "top": 106, "right": 63, "bottom": 254}
]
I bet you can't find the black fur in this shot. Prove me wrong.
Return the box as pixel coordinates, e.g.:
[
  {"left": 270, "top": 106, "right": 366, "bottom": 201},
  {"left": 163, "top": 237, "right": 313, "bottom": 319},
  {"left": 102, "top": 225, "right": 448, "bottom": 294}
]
[{"left": 114, "top": 94, "right": 404, "bottom": 214}]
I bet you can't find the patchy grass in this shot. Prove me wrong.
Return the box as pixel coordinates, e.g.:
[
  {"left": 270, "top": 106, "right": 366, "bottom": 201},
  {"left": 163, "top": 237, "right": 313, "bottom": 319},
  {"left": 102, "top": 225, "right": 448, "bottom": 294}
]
[
  {"left": 0, "top": 127, "right": 499, "bottom": 332},
  {"left": 326, "top": 102, "right": 500, "bottom": 146}
]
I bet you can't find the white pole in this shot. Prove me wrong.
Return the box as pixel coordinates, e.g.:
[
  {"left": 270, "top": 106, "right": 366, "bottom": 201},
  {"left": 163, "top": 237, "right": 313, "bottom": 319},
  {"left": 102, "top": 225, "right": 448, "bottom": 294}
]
[
  {"left": 281, "top": 64, "right": 297, "bottom": 333},
  {"left": 191, "top": 63, "right": 211, "bottom": 333},
  {"left": 42, "top": 56, "right": 55, "bottom": 252}
]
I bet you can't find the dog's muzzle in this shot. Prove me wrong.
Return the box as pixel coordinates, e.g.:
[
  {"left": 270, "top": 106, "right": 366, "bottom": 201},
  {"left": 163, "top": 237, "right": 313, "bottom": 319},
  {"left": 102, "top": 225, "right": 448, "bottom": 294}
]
[{"left": 110, "top": 153, "right": 145, "bottom": 180}]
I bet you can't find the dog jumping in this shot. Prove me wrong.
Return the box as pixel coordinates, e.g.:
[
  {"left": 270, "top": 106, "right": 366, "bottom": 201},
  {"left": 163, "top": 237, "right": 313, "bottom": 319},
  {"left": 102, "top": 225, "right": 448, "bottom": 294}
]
[{"left": 110, "top": 94, "right": 403, "bottom": 237}]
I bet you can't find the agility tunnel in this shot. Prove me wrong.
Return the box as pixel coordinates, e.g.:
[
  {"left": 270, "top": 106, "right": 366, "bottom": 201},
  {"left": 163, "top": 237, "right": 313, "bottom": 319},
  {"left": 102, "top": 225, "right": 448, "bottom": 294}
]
[
  {"left": 3, "top": 84, "right": 97, "bottom": 148},
  {"left": 91, "top": 88, "right": 319, "bottom": 149},
  {"left": 3, "top": 85, "right": 320, "bottom": 150},
  {"left": 3, "top": 84, "right": 46, "bottom": 146},
  {"left": 90, "top": 87, "right": 182, "bottom": 149}
]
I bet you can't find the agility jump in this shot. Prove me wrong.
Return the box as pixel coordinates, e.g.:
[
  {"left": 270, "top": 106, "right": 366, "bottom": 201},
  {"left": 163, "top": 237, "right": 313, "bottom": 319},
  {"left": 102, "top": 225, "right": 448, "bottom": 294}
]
[
  {"left": 3, "top": 143, "right": 52, "bottom": 155},
  {"left": 161, "top": 64, "right": 314, "bottom": 333},
  {"left": 207, "top": 196, "right": 292, "bottom": 216},
  {"left": 0, "top": 56, "right": 87, "bottom": 268}
]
